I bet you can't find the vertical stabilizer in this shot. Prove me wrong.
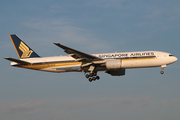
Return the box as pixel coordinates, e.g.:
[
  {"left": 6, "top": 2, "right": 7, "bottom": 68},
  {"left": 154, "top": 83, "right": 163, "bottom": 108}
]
[{"left": 10, "top": 34, "right": 40, "bottom": 59}]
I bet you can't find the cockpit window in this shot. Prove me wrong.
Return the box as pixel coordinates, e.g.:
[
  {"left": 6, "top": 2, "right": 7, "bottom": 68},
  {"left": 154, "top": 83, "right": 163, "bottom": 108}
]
[{"left": 169, "top": 54, "right": 174, "bottom": 57}]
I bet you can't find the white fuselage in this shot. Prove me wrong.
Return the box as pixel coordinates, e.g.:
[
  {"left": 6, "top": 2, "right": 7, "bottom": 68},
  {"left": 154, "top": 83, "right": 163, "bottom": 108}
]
[{"left": 11, "top": 51, "right": 177, "bottom": 73}]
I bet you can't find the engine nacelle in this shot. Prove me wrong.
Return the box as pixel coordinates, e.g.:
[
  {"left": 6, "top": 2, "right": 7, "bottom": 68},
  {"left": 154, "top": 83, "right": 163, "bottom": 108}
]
[
  {"left": 106, "top": 69, "right": 125, "bottom": 76},
  {"left": 105, "top": 59, "right": 122, "bottom": 70}
]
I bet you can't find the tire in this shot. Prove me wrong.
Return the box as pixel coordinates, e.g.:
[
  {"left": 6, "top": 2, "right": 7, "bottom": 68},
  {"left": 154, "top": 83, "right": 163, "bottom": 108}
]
[
  {"left": 93, "top": 72, "right": 97, "bottom": 76},
  {"left": 85, "top": 74, "right": 89, "bottom": 78},
  {"left": 96, "top": 76, "right": 100, "bottom": 80},
  {"left": 89, "top": 73, "right": 93, "bottom": 77},
  {"left": 89, "top": 78, "right": 92, "bottom": 82},
  {"left": 92, "top": 77, "right": 96, "bottom": 81}
]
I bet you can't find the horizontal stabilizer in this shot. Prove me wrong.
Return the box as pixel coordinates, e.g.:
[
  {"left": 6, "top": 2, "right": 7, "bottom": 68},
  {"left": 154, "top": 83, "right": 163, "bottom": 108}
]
[{"left": 4, "top": 57, "right": 30, "bottom": 64}]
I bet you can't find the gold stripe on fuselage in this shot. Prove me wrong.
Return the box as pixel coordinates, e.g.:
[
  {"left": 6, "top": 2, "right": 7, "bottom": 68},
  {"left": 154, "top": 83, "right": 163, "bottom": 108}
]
[{"left": 16, "top": 61, "right": 81, "bottom": 70}]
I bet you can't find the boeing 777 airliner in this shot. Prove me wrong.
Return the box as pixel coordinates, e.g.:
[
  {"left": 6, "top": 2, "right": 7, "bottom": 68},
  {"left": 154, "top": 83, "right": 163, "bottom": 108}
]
[{"left": 5, "top": 35, "right": 178, "bottom": 82}]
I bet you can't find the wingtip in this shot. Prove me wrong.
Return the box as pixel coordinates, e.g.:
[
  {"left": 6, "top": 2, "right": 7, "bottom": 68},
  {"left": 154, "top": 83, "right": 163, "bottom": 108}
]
[{"left": 54, "top": 43, "right": 61, "bottom": 46}]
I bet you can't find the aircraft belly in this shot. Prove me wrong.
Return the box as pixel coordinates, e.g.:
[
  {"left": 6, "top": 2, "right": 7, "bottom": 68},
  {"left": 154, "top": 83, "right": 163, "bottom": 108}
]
[{"left": 42, "top": 64, "right": 81, "bottom": 72}]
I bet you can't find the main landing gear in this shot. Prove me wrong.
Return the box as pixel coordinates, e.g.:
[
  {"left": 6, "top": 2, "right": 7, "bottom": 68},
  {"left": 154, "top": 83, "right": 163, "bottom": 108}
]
[
  {"left": 85, "top": 72, "right": 100, "bottom": 82},
  {"left": 160, "top": 65, "right": 166, "bottom": 74}
]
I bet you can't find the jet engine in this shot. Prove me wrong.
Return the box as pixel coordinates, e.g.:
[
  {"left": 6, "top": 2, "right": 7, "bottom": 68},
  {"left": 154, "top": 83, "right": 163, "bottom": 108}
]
[
  {"left": 105, "top": 59, "right": 122, "bottom": 70},
  {"left": 106, "top": 69, "right": 125, "bottom": 76}
]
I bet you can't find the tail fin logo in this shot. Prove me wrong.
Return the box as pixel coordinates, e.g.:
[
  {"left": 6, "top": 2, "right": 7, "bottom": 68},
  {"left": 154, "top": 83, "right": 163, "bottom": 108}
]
[{"left": 19, "top": 41, "right": 33, "bottom": 58}]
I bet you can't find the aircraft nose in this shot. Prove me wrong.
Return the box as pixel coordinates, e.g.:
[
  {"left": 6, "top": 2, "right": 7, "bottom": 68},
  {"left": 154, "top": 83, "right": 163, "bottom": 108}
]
[
  {"left": 172, "top": 56, "right": 178, "bottom": 63},
  {"left": 169, "top": 56, "right": 178, "bottom": 63},
  {"left": 174, "top": 56, "right": 178, "bottom": 62}
]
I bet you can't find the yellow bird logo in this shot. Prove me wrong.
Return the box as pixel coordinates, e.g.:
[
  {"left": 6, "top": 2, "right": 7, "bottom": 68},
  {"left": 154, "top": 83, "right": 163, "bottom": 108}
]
[{"left": 19, "top": 41, "right": 33, "bottom": 58}]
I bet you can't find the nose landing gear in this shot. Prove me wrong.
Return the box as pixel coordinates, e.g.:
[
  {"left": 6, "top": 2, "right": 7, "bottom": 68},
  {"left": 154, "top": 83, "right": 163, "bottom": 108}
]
[{"left": 160, "top": 65, "right": 166, "bottom": 74}]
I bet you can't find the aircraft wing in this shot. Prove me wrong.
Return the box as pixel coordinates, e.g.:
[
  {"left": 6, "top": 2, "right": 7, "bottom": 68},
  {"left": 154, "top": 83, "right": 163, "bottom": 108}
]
[
  {"left": 54, "top": 43, "right": 103, "bottom": 62},
  {"left": 4, "top": 57, "right": 30, "bottom": 64}
]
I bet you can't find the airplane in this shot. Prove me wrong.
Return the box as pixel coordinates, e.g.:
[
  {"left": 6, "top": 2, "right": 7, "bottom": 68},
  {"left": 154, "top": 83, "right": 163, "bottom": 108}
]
[{"left": 4, "top": 34, "right": 178, "bottom": 82}]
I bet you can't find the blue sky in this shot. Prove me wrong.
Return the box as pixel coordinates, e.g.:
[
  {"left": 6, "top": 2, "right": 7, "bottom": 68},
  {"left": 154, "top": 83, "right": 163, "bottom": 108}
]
[{"left": 0, "top": 0, "right": 180, "bottom": 120}]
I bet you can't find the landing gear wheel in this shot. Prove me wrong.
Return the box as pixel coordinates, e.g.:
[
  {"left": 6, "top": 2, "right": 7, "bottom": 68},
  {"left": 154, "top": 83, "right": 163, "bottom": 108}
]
[
  {"left": 96, "top": 76, "right": 100, "bottom": 80},
  {"left": 92, "top": 77, "right": 96, "bottom": 81},
  {"left": 89, "top": 73, "right": 93, "bottom": 77},
  {"left": 85, "top": 74, "right": 89, "bottom": 78},
  {"left": 93, "top": 72, "right": 97, "bottom": 76},
  {"left": 85, "top": 72, "right": 100, "bottom": 82},
  {"left": 160, "top": 71, "right": 164, "bottom": 74},
  {"left": 89, "top": 78, "right": 92, "bottom": 82}
]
